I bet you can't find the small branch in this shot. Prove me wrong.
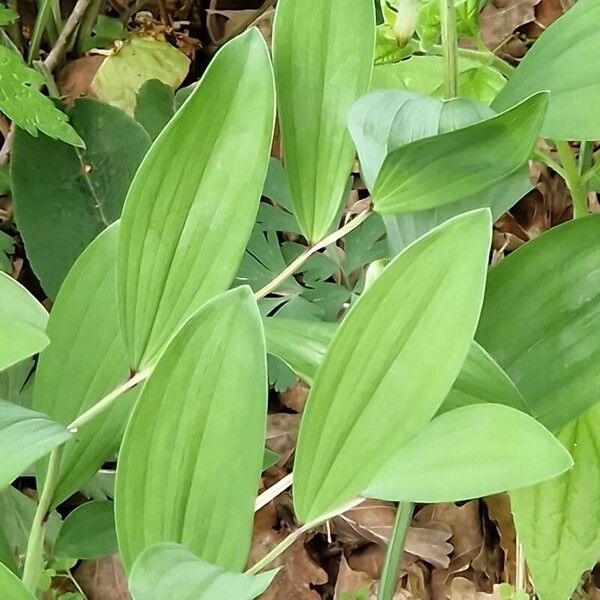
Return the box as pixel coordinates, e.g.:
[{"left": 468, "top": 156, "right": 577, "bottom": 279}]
[
  {"left": 439, "top": 0, "right": 458, "bottom": 99},
  {"left": 556, "top": 140, "right": 589, "bottom": 219},
  {"left": 532, "top": 147, "right": 567, "bottom": 180},
  {"left": 43, "top": 0, "right": 96, "bottom": 73},
  {"left": 378, "top": 502, "right": 414, "bottom": 600},
  {"left": 255, "top": 473, "right": 293, "bottom": 512},
  {"left": 254, "top": 209, "right": 372, "bottom": 300}
]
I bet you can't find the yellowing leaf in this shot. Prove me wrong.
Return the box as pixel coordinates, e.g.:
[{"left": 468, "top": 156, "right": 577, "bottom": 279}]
[{"left": 91, "top": 36, "right": 190, "bottom": 115}]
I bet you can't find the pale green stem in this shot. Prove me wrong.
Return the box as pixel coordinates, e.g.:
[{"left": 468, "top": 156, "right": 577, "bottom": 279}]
[
  {"left": 21, "top": 446, "right": 64, "bottom": 592},
  {"left": 582, "top": 157, "right": 600, "bottom": 185},
  {"left": 378, "top": 502, "right": 414, "bottom": 600},
  {"left": 532, "top": 147, "right": 567, "bottom": 180},
  {"left": 254, "top": 209, "right": 372, "bottom": 300},
  {"left": 428, "top": 44, "right": 515, "bottom": 79},
  {"left": 439, "top": 0, "right": 458, "bottom": 99},
  {"left": 515, "top": 535, "right": 526, "bottom": 591},
  {"left": 556, "top": 140, "right": 588, "bottom": 219},
  {"left": 578, "top": 141, "right": 593, "bottom": 174}
]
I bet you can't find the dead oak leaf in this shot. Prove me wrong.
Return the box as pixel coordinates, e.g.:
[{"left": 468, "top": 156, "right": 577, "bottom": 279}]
[
  {"left": 480, "top": 0, "right": 541, "bottom": 48},
  {"left": 266, "top": 413, "right": 301, "bottom": 465}
]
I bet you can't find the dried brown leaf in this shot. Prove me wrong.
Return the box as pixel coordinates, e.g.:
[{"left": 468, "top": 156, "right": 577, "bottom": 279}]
[
  {"left": 484, "top": 494, "right": 516, "bottom": 583},
  {"left": 480, "top": 0, "right": 540, "bottom": 48},
  {"left": 74, "top": 555, "right": 130, "bottom": 600},
  {"left": 280, "top": 381, "right": 309, "bottom": 413},
  {"left": 266, "top": 413, "right": 300, "bottom": 465},
  {"left": 334, "top": 555, "right": 376, "bottom": 600},
  {"left": 57, "top": 56, "right": 103, "bottom": 105}
]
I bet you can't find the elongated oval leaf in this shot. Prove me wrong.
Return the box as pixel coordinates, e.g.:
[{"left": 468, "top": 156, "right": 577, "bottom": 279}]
[
  {"left": 492, "top": 0, "right": 600, "bottom": 140},
  {"left": 510, "top": 405, "right": 600, "bottom": 600},
  {"left": 0, "top": 400, "right": 71, "bottom": 489},
  {"left": 293, "top": 209, "right": 492, "bottom": 523},
  {"left": 118, "top": 28, "right": 275, "bottom": 369},
  {"left": 371, "top": 93, "right": 547, "bottom": 214},
  {"left": 476, "top": 215, "right": 600, "bottom": 431},
  {"left": 115, "top": 286, "right": 267, "bottom": 573},
  {"left": 53, "top": 501, "right": 117, "bottom": 560},
  {"left": 0, "top": 562, "right": 35, "bottom": 599},
  {"left": 129, "top": 543, "right": 277, "bottom": 600},
  {"left": 0, "top": 272, "right": 48, "bottom": 372},
  {"left": 11, "top": 98, "right": 151, "bottom": 297},
  {"left": 364, "top": 404, "right": 571, "bottom": 503},
  {"left": 33, "top": 224, "right": 136, "bottom": 507},
  {"left": 272, "top": 0, "right": 375, "bottom": 241}
]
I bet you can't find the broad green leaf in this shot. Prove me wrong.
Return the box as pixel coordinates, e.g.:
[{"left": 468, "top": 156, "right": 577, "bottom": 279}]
[
  {"left": 371, "top": 93, "right": 547, "bottom": 214},
  {"left": 118, "top": 28, "right": 275, "bottom": 369},
  {"left": 0, "top": 271, "right": 48, "bottom": 372},
  {"left": 272, "top": 0, "right": 375, "bottom": 241},
  {"left": 0, "top": 400, "right": 71, "bottom": 489},
  {"left": 0, "top": 359, "right": 33, "bottom": 407},
  {"left": 134, "top": 79, "right": 175, "bottom": 140},
  {"left": 129, "top": 543, "right": 277, "bottom": 600},
  {"left": 492, "top": 0, "right": 600, "bottom": 140},
  {"left": 364, "top": 404, "right": 571, "bottom": 503},
  {"left": 11, "top": 98, "right": 150, "bottom": 297},
  {"left": 510, "top": 405, "right": 600, "bottom": 600},
  {"left": 79, "top": 14, "right": 125, "bottom": 52},
  {"left": 0, "top": 524, "right": 16, "bottom": 574},
  {"left": 33, "top": 224, "right": 136, "bottom": 507},
  {"left": 0, "top": 562, "right": 35, "bottom": 599},
  {"left": 91, "top": 36, "right": 189, "bottom": 115},
  {"left": 53, "top": 501, "right": 117, "bottom": 559},
  {"left": 476, "top": 216, "right": 600, "bottom": 431},
  {"left": 115, "top": 287, "right": 267, "bottom": 573},
  {"left": 348, "top": 89, "right": 532, "bottom": 251},
  {"left": 371, "top": 54, "right": 505, "bottom": 104},
  {"left": 0, "top": 46, "right": 83, "bottom": 147},
  {"left": 0, "top": 5, "right": 18, "bottom": 25},
  {"left": 293, "top": 209, "right": 492, "bottom": 523}
]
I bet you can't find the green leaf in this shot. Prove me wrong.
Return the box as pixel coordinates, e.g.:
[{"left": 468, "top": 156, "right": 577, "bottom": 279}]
[
  {"left": 0, "top": 46, "right": 83, "bottom": 147},
  {"left": 117, "top": 28, "right": 275, "bottom": 369},
  {"left": 0, "top": 271, "right": 48, "bottom": 372},
  {"left": 53, "top": 501, "right": 117, "bottom": 560},
  {"left": 129, "top": 543, "right": 277, "bottom": 600},
  {"left": 364, "top": 404, "right": 572, "bottom": 503},
  {"left": 115, "top": 287, "right": 267, "bottom": 573},
  {"left": 33, "top": 224, "right": 135, "bottom": 507},
  {"left": 0, "top": 400, "right": 71, "bottom": 489},
  {"left": 371, "top": 93, "right": 547, "bottom": 214},
  {"left": 0, "top": 523, "right": 16, "bottom": 574},
  {"left": 11, "top": 98, "right": 150, "bottom": 297},
  {"left": 0, "top": 230, "right": 14, "bottom": 273},
  {"left": 510, "top": 405, "right": 600, "bottom": 600},
  {"left": 134, "top": 79, "right": 175, "bottom": 140},
  {"left": 91, "top": 36, "right": 189, "bottom": 115},
  {"left": 0, "top": 562, "right": 35, "bottom": 599},
  {"left": 79, "top": 14, "right": 125, "bottom": 53},
  {"left": 492, "top": 0, "right": 600, "bottom": 140},
  {"left": 293, "top": 209, "right": 492, "bottom": 523},
  {"left": 0, "top": 5, "right": 18, "bottom": 25},
  {"left": 371, "top": 55, "right": 505, "bottom": 104},
  {"left": 476, "top": 216, "right": 600, "bottom": 431},
  {"left": 272, "top": 0, "right": 375, "bottom": 241}
]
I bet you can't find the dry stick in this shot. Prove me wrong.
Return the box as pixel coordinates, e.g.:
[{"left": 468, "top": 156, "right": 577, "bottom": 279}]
[{"left": 255, "top": 473, "right": 293, "bottom": 512}]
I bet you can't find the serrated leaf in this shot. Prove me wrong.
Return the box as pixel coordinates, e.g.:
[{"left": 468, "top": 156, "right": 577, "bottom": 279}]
[
  {"left": 511, "top": 405, "right": 600, "bottom": 600},
  {"left": 91, "top": 36, "right": 189, "bottom": 115},
  {"left": 129, "top": 543, "right": 277, "bottom": 600},
  {"left": 0, "top": 271, "right": 48, "bottom": 372},
  {"left": 11, "top": 98, "right": 150, "bottom": 297},
  {"left": 476, "top": 216, "right": 600, "bottom": 431},
  {"left": 0, "top": 46, "right": 83, "bottom": 147},
  {"left": 293, "top": 209, "right": 491, "bottom": 523},
  {"left": 0, "top": 562, "right": 35, "bottom": 599},
  {"left": 0, "top": 400, "right": 71, "bottom": 489},
  {"left": 371, "top": 93, "right": 547, "bottom": 214},
  {"left": 115, "top": 287, "right": 267, "bottom": 573},
  {"left": 365, "top": 404, "right": 571, "bottom": 503},
  {"left": 53, "top": 501, "right": 117, "bottom": 560},
  {"left": 117, "top": 29, "right": 275, "bottom": 369},
  {"left": 492, "top": 0, "right": 600, "bottom": 140},
  {"left": 273, "top": 0, "right": 375, "bottom": 241},
  {"left": 33, "top": 225, "right": 136, "bottom": 507}
]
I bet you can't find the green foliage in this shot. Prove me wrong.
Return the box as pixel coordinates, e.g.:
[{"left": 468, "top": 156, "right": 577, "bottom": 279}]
[
  {"left": 78, "top": 14, "right": 125, "bottom": 52},
  {"left": 129, "top": 543, "right": 278, "bottom": 600},
  {"left": 493, "top": 0, "right": 600, "bottom": 140},
  {"left": 11, "top": 98, "right": 150, "bottom": 297},
  {"left": 117, "top": 28, "right": 274, "bottom": 369},
  {"left": 273, "top": 0, "right": 375, "bottom": 241},
  {"left": 293, "top": 210, "right": 491, "bottom": 523},
  {"left": 134, "top": 79, "right": 175, "bottom": 140},
  {"left": 115, "top": 287, "right": 267, "bottom": 573},
  {"left": 53, "top": 501, "right": 117, "bottom": 560},
  {"left": 0, "top": 46, "right": 83, "bottom": 147},
  {"left": 0, "top": 271, "right": 48, "bottom": 372},
  {"left": 0, "top": 562, "right": 35, "bottom": 599}
]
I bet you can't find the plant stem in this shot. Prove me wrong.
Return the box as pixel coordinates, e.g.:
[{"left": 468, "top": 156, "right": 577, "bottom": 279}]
[
  {"left": 21, "top": 446, "right": 64, "bottom": 592},
  {"left": 254, "top": 209, "right": 372, "bottom": 300},
  {"left": 532, "top": 147, "right": 567, "bottom": 180},
  {"left": 428, "top": 45, "right": 515, "bottom": 79},
  {"left": 515, "top": 535, "right": 526, "bottom": 592},
  {"left": 439, "top": 0, "right": 458, "bottom": 99},
  {"left": 578, "top": 141, "right": 593, "bottom": 174},
  {"left": 378, "top": 502, "right": 414, "bottom": 600},
  {"left": 556, "top": 140, "right": 588, "bottom": 219}
]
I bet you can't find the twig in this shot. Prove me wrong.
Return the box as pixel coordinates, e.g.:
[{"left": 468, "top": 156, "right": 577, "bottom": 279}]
[
  {"left": 0, "top": 125, "right": 15, "bottom": 166},
  {"left": 215, "top": 0, "right": 276, "bottom": 48},
  {"left": 43, "top": 0, "right": 96, "bottom": 73},
  {"left": 255, "top": 473, "right": 293, "bottom": 512}
]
